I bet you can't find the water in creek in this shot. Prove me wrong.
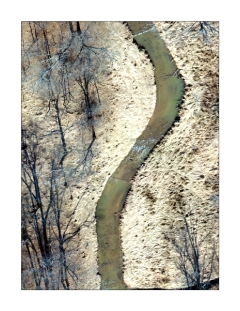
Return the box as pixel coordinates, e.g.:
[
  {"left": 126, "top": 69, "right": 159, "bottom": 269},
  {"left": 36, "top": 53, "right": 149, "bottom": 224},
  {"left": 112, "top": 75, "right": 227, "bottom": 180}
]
[
  {"left": 95, "top": 22, "right": 184, "bottom": 289},
  {"left": 96, "top": 177, "right": 131, "bottom": 289}
]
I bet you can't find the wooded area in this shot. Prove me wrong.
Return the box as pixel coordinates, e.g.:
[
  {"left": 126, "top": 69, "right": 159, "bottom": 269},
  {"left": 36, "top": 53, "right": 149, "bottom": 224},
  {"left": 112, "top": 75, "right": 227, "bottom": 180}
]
[{"left": 21, "top": 21, "right": 113, "bottom": 289}]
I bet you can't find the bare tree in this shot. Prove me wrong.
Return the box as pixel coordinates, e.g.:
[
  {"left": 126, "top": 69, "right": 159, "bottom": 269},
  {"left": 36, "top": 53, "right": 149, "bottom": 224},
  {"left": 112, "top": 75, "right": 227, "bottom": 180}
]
[
  {"left": 21, "top": 128, "right": 93, "bottom": 290},
  {"left": 163, "top": 21, "right": 218, "bottom": 48},
  {"left": 186, "top": 21, "right": 218, "bottom": 43},
  {"left": 21, "top": 22, "right": 114, "bottom": 289},
  {"left": 168, "top": 207, "right": 218, "bottom": 290},
  {"left": 22, "top": 21, "right": 113, "bottom": 169}
]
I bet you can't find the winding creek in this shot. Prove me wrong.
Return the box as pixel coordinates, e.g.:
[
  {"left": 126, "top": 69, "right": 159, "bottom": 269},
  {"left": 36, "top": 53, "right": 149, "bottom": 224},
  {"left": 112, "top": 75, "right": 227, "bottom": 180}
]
[{"left": 95, "top": 22, "right": 184, "bottom": 289}]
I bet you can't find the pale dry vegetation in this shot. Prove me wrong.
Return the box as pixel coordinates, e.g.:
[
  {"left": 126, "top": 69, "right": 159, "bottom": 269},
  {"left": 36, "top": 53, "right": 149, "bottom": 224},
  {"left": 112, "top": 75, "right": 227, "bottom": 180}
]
[
  {"left": 21, "top": 21, "right": 156, "bottom": 289},
  {"left": 22, "top": 21, "right": 219, "bottom": 290},
  {"left": 120, "top": 22, "right": 219, "bottom": 289}
]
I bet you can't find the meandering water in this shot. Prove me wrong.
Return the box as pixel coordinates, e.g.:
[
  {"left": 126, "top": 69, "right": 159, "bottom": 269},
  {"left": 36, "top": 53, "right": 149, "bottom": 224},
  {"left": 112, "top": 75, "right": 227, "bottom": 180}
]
[{"left": 95, "top": 22, "right": 184, "bottom": 290}]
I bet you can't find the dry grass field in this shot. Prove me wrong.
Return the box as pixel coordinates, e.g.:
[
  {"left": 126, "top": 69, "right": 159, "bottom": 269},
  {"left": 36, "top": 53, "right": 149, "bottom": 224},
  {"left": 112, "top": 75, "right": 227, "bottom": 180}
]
[{"left": 120, "top": 22, "right": 219, "bottom": 289}]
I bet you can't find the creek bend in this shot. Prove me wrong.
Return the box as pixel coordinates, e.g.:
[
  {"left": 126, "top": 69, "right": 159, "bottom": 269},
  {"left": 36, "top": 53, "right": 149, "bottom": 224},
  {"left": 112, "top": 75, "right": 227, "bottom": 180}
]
[{"left": 95, "top": 22, "right": 184, "bottom": 290}]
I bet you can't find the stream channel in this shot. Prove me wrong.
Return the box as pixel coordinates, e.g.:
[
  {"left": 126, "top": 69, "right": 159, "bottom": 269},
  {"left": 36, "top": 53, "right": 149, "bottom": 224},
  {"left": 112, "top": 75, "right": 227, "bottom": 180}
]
[{"left": 95, "top": 22, "right": 184, "bottom": 290}]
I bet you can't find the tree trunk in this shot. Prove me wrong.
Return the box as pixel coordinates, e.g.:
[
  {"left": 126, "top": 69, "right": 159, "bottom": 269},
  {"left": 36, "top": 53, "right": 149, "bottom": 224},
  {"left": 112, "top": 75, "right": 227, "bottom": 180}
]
[
  {"left": 69, "top": 22, "right": 74, "bottom": 35},
  {"left": 76, "top": 22, "right": 81, "bottom": 35}
]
